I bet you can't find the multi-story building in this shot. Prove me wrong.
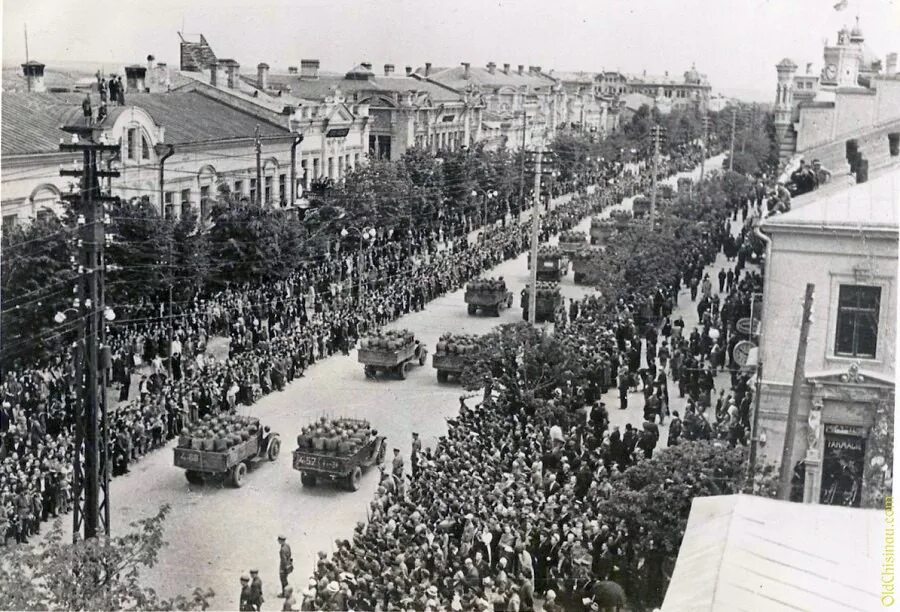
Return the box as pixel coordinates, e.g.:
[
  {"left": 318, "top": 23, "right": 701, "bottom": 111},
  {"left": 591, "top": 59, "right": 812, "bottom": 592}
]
[
  {"left": 755, "top": 163, "right": 898, "bottom": 508},
  {"left": 546, "top": 70, "right": 611, "bottom": 134},
  {"left": 1, "top": 58, "right": 311, "bottom": 227},
  {"left": 420, "top": 62, "right": 562, "bottom": 149},
  {"left": 624, "top": 65, "right": 711, "bottom": 113},
  {"left": 773, "top": 20, "right": 900, "bottom": 169}
]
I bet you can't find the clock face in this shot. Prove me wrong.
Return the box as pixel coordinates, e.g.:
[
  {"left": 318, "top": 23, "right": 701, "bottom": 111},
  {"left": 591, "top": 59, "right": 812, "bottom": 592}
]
[{"left": 824, "top": 63, "right": 837, "bottom": 80}]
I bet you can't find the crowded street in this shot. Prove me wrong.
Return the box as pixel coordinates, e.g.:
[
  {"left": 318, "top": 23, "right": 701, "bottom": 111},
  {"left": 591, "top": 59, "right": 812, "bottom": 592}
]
[{"left": 77, "top": 158, "right": 718, "bottom": 608}]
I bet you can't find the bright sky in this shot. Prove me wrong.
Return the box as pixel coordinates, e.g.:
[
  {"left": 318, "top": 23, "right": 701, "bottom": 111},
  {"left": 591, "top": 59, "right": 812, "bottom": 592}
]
[{"left": 3, "top": 0, "right": 900, "bottom": 101}]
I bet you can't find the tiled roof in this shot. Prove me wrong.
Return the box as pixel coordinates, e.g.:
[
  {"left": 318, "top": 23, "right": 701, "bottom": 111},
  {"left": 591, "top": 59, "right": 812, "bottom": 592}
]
[
  {"left": 424, "top": 65, "right": 553, "bottom": 92},
  {"left": 2, "top": 91, "right": 292, "bottom": 156},
  {"left": 550, "top": 70, "right": 598, "bottom": 84},
  {"left": 264, "top": 72, "right": 465, "bottom": 104}
]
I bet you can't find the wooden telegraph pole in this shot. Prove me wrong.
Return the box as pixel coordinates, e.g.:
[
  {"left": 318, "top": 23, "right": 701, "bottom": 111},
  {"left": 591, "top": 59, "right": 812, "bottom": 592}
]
[
  {"left": 527, "top": 146, "right": 543, "bottom": 324},
  {"left": 778, "top": 283, "right": 815, "bottom": 500}
]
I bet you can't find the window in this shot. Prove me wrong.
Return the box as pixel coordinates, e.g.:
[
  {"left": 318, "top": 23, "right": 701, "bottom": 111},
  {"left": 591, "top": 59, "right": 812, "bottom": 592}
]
[
  {"left": 200, "top": 185, "right": 210, "bottom": 223},
  {"left": 2, "top": 214, "right": 18, "bottom": 232},
  {"left": 327, "top": 157, "right": 334, "bottom": 179},
  {"left": 835, "top": 285, "right": 881, "bottom": 359},
  {"left": 337, "top": 156, "right": 344, "bottom": 178},
  {"left": 249, "top": 178, "right": 257, "bottom": 203},
  {"left": 234, "top": 180, "right": 244, "bottom": 197},
  {"left": 126, "top": 128, "right": 137, "bottom": 160},
  {"left": 264, "top": 176, "right": 273, "bottom": 204},
  {"left": 181, "top": 189, "right": 191, "bottom": 218},
  {"left": 301, "top": 160, "right": 308, "bottom": 188},
  {"left": 312, "top": 158, "right": 319, "bottom": 178},
  {"left": 354, "top": 153, "right": 360, "bottom": 167},
  {"left": 164, "top": 191, "right": 175, "bottom": 219},
  {"left": 141, "top": 136, "right": 150, "bottom": 160},
  {"left": 278, "top": 174, "right": 286, "bottom": 204}
]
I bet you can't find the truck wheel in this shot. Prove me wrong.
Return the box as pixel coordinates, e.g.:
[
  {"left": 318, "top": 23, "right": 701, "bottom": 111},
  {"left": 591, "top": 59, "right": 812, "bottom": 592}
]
[
  {"left": 364, "top": 365, "right": 376, "bottom": 379},
  {"left": 185, "top": 470, "right": 204, "bottom": 485},
  {"left": 230, "top": 462, "right": 247, "bottom": 488},
  {"left": 490, "top": 305, "right": 501, "bottom": 317},
  {"left": 522, "top": 309, "right": 529, "bottom": 321},
  {"left": 437, "top": 370, "right": 449, "bottom": 383},
  {"left": 300, "top": 472, "right": 317, "bottom": 487},
  {"left": 347, "top": 467, "right": 363, "bottom": 491},
  {"left": 467, "top": 304, "right": 477, "bottom": 315},
  {"left": 419, "top": 352, "right": 427, "bottom": 366},
  {"left": 267, "top": 437, "right": 281, "bottom": 461},
  {"left": 399, "top": 361, "right": 411, "bottom": 380}
]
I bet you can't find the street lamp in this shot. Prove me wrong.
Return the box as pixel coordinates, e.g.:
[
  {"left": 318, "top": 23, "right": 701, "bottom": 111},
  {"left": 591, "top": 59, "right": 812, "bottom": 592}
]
[{"left": 342, "top": 225, "right": 377, "bottom": 305}]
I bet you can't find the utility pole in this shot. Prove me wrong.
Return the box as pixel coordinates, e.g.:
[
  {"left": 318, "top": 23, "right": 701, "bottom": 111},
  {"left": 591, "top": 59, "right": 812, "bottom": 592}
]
[
  {"left": 527, "top": 146, "right": 543, "bottom": 325},
  {"left": 649, "top": 125, "right": 663, "bottom": 228},
  {"left": 255, "top": 124, "right": 262, "bottom": 206},
  {"left": 699, "top": 114, "right": 709, "bottom": 189},
  {"left": 729, "top": 106, "right": 737, "bottom": 171},
  {"left": 778, "top": 283, "right": 815, "bottom": 501},
  {"left": 60, "top": 121, "right": 120, "bottom": 542},
  {"left": 518, "top": 111, "right": 528, "bottom": 213}
]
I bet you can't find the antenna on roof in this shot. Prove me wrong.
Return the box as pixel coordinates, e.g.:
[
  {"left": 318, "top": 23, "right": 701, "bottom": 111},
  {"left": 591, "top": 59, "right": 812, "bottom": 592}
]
[{"left": 24, "top": 23, "right": 29, "bottom": 63}]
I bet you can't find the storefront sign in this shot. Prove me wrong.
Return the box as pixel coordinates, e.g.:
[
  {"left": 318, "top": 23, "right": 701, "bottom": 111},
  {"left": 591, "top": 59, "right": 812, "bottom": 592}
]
[{"left": 327, "top": 127, "right": 350, "bottom": 138}]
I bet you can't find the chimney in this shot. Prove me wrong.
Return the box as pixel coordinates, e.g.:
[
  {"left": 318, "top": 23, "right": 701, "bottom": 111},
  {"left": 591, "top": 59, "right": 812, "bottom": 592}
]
[
  {"left": 21, "top": 61, "right": 46, "bottom": 93},
  {"left": 503, "top": 63, "right": 510, "bottom": 75},
  {"left": 300, "top": 59, "right": 320, "bottom": 79},
  {"left": 487, "top": 62, "right": 496, "bottom": 75},
  {"left": 209, "top": 60, "right": 219, "bottom": 86},
  {"left": 257, "top": 62, "right": 270, "bottom": 90},
  {"left": 887, "top": 53, "right": 898, "bottom": 76},
  {"left": 806, "top": 62, "right": 813, "bottom": 75},
  {"left": 384, "top": 64, "right": 395, "bottom": 76},
  {"left": 518, "top": 64, "right": 524, "bottom": 76},
  {"left": 125, "top": 64, "right": 148, "bottom": 92},
  {"left": 425, "top": 62, "right": 432, "bottom": 76},
  {"left": 462, "top": 62, "right": 470, "bottom": 79},
  {"left": 406, "top": 66, "right": 413, "bottom": 76},
  {"left": 146, "top": 54, "right": 156, "bottom": 75},
  {"left": 155, "top": 62, "right": 169, "bottom": 91},
  {"left": 288, "top": 66, "right": 299, "bottom": 75},
  {"left": 220, "top": 59, "right": 240, "bottom": 89},
  {"left": 664, "top": 70, "right": 669, "bottom": 77}
]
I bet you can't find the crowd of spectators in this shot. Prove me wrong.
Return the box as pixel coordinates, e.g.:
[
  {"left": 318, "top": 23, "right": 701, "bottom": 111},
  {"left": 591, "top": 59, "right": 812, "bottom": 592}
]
[
  {"left": 0, "top": 168, "right": 640, "bottom": 547},
  {"left": 298, "top": 165, "right": 766, "bottom": 610}
]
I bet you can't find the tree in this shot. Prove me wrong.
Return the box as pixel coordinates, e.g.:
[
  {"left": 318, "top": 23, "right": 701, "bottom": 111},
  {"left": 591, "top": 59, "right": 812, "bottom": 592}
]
[
  {"left": 596, "top": 442, "right": 778, "bottom": 609},
  {"left": 460, "top": 323, "right": 585, "bottom": 411},
  {"left": 106, "top": 197, "right": 174, "bottom": 305},
  {"left": 1, "top": 215, "right": 77, "bottom": 365},
  {"left": 0, "top": 504, "right": 213, "bottom": 611}
]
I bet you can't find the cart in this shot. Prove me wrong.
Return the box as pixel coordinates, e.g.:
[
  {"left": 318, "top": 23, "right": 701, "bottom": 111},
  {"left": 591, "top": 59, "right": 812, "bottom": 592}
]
[
  {"left": 571, "top": 248, "right": 604, "bottom": 284},
  {"left": 464, "top": 288, "right": 514, "bottom": 316},
  {"left": 174, "top": 428, "right": 281, "bottom": 488},
  {"left": 358, "top": 341, "right": 428, "bottom": 380},
  {"left": 432, "top": 353, "right": 466, "bottom": 383},
  {"left": 558, "top": 231, "right": 587, "bottom": 256},
  {"left": 293, "top": 434, "right": 386, "bottom": 491}
]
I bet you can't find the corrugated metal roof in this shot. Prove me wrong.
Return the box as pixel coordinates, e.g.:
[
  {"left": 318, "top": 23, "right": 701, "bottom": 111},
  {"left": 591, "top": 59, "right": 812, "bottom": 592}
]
[
  {"left": 265, "top": 72, "right": 464, "bottom": 103},
  {"left": 425, "top": 65, "right": 553, "bottom": 91},
  {"left": 2, "top": 91, "right": 292, "bottom": 156},
  {"left": 662, "top": 494, "right": 882, "bottom": 612}
]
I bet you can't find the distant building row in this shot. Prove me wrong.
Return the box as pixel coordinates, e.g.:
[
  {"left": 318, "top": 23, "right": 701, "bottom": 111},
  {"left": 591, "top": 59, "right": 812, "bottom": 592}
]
[{"left": 2, "top": 32, "right": 713, "bottom": 226}]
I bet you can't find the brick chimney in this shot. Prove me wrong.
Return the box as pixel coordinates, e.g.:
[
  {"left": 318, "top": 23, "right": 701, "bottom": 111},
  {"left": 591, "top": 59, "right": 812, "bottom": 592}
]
[
  {"left": 425, "top": 62, "right": 432, "bottom": 76},
  {"left": 257, "top": 62, "right": 270, "bottom": 89},
  {"left": 220, "top": 59, "right": 240, "bottom": 89},
  {"left": 384, "top": 64, "right": 395, "bottom": 76},
  {"left": 125, "top": 64, "right": 148, "bottom": 92},
  {"left": 21, "top": 61, "right": 46, "bottom": 92},
  {"left": 300, "top": 59, "right": 320, "bottom": 79},
  {"left": 487, "top": 62, "right": 496, "bottom": 75},
  {"left": 155, "top": 62, "right": 169, "bottom": 91},
  {"left": 406, "top": 66, "right": 413, "bottom": 76},
  {"left": 886, "top": 53, "right": 898, "bottom": 76},
  {"left": 462, "top": 62, "right": 470, "bottom": 79},
  {"left": 518, "top": 64, "right": 524, "bottom": 76},
  {"left": 503, "top": 63, "right": 510, "bottom": 75},
  {"left": 209, "top": 60, "right": 219, "bottom": 86},
  {"left": 288, "top": 66, "right": 299, "bottom": 75}
]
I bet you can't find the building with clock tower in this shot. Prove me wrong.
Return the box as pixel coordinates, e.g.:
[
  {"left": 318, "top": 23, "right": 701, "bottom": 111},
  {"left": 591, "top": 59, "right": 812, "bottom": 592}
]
[{"left": 772, "top": 19, "right": 900, "bottom": 170}]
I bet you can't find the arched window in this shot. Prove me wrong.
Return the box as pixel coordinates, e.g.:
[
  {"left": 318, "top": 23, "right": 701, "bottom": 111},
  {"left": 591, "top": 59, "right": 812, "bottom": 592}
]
[{"left": 29, "top": 183, "right": 62, "bottom": 219}]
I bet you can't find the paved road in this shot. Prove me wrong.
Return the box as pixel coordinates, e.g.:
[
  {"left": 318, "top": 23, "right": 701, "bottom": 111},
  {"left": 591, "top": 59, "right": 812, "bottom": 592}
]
[{"left": 69, "top": 157, "right": 723, "bottom": 608}]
